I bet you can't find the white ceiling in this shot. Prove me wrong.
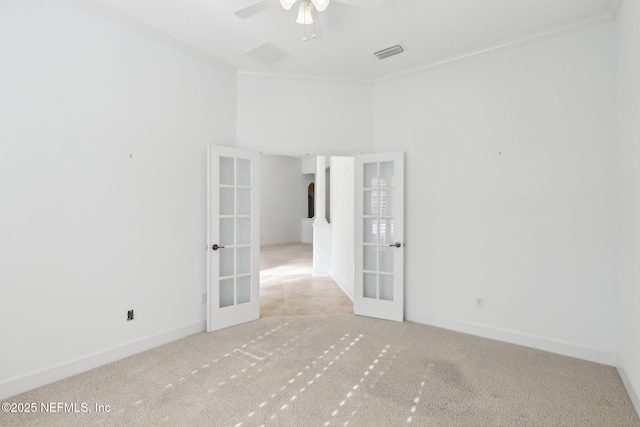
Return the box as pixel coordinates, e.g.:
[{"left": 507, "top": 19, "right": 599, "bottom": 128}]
[{"left": 91, "top": 0, "right": 621, "bottom": 82}]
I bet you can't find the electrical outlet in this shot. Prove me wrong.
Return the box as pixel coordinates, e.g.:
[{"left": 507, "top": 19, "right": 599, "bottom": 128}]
[
  {"left": 475, "top": 297, "right": 484, "bottom": 309},
  {"left": 127, "top": 309, "right": 134, "bottom": 321}
]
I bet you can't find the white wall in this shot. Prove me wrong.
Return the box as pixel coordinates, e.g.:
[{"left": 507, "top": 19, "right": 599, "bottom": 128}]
[
  {"left": 0, "top": 0, "right": 236, "bottom": 398},
  {"left": 259, "top": 155, "right": 307, "bottom": 245},
  {"left": 330, "top": 157, "right": 355, "bottom": 300},
  {"left": 374, "top": 24, "right": 618, "bottom": 364},
  {"left": 236, "top": 74, "right": 373, "bottom": 155},
  {"left": 615, "top": 0, "right": 640, "bottom": 413}
]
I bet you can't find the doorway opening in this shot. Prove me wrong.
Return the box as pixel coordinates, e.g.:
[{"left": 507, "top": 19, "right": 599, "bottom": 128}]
[
  {"left": 259, "top": 243, "right": 352, "bottom": 316},
  {"left": 207, "top": 146, "right": 404, "bottom": 332},
  {"left": 258, "top": 154, "right": 354, "bottom": 317},
  {"left": 307, "top": 182, "right": 314, "bottom": 218}
]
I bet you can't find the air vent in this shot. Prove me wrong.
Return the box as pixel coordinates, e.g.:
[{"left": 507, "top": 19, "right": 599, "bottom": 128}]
[
  {"left": 374, "top": 44, "right": 405, "bottom": 60},
  {"left": 245, "top": 42, "right": 293, "bottom": 67}
]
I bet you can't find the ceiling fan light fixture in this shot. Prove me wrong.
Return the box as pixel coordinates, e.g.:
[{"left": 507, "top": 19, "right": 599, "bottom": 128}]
[
  {"left": 310, "top": 0, "right": 330, "bottom": 12},
  {"left": 280, "top": 0, "right": 298, "bottom": 11},
  {"left": 296, "top": 1, "right": 314, "bottom": 25}
]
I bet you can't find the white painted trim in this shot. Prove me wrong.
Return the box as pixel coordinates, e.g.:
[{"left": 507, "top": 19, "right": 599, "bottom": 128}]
[
  {"left": 375, "top": 12, "right": 616, "bottom": 84},
  {"left": 0, "top": 320, "right": 205, "bottom": 400},
  {"left": 405, "top": 311, "right": 616, "bottom": 366},
  {"left": 331, "top": 272, "right": 354, "bottom": 302},
  {"left": 617, "top": 353, "right": 640, "bottom": 418},
  {"left": 237, "top": 69, "right": 374, "bottom": 86},
  {"left": 254, "top": 148, "right": 361, "bottom": 158},
  {"left": 312, "top": 269, "right": 331, "bottom": 277}
]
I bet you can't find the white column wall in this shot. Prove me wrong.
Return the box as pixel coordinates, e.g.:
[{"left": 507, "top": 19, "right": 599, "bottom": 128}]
[
  {"left": 314, "top": 156, "right": 328, "bottom": 224},
  {"left": 330, "top": 157, "right": 356, "bottom": 300}
]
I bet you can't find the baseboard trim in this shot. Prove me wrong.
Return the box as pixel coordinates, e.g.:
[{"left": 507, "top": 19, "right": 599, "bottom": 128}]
[
  {"left": 0, "top": 320, "right": 206, "bottom": 400},
  {"left": 331, "top": 272, "right": 354, "bottom": 301},
  {"left": 405, "top": 311, "right": 616, "bottom": 366},
  {"left": 617, "top": 353, "right": 640, "bottom": 418},
  {"left": 312, "top": 269, "right": 331, "bottom": 277}
]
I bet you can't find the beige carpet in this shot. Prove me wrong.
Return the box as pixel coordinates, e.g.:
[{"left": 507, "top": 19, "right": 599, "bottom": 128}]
[
  {"left": 3, "top": 314, "right": 638, "bottom": 427},
  {"left": 260, "top": 243, "right": 353, "bottom": 317}
]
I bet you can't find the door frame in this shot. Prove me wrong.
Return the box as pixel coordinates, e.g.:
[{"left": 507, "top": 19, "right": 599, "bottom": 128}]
[
  {"left": 206, "top": 148, "right": 404, "bottom": 329},
  {"left": 256, "top": 149, "right": 359, "bottom": 287}
]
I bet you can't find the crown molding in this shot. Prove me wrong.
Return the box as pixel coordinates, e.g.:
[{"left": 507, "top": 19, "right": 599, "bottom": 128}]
[
  {"left": 610, "top": 0, "right": 624, "bottom": 20},
  {"left": 236, "top": 69, "right": 374, "bottom": 86},
  {"left": 72, "top": 0, "right": 237, "bottom": 74},
  {"left": 76, "top": 0, "right": 621, "bottom": 87},
  {"left": 375, "top": 11, "right": 616, "bottom": 84}
]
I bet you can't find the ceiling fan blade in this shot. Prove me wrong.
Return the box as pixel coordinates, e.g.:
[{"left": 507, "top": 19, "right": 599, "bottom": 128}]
[
  {"left": 333, "top": 0, "right": 384, "bottom": 9},
  {"left": 234, "top": 0, "right": 277, "bottom": 19},
  {"left": 310, "top": 0, "right": 330, "bottom": 12}
]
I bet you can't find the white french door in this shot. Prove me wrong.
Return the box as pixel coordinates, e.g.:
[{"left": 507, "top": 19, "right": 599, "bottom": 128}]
[
  {"left": 207, "top": 145, "right": 260, "bottom": 332},
  {"left": 354, "top": 152, "right": 404, "bottom": 322}
]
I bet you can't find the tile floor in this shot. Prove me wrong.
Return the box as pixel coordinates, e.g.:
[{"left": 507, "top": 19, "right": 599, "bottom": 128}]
[{"left": 260, "top": 242, "right": 353, "bottom": 317}]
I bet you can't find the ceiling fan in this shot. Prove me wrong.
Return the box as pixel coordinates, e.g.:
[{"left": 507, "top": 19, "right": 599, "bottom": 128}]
[{"left": 235, "top": 0, "right": 384, "bottom": 40}]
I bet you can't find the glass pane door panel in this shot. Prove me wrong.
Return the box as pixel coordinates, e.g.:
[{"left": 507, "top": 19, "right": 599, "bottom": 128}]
[
  {"left": 220, "top": 157, "right": 235, "bottom": 186},
  {"left": 379, "top": 190, "right": 394, "bottom": 216},
  {"left": 379, "top": 246, "right": 394, "bottom": 273},
  {"left": 220, "top": 250, "right": 234, "bottom": 277},
  {"left": 364, "top": 218, "right": 377, "bottom": 244},
  {"left": 363, "top": 245, "right": 377, "bottom": 271},
  {"left": 220, "top": 278, "right": 234, "bottom": 308},
  {"left": 364, "top": 190, "right": 376, "bottom": 215},
  {"left": 237, "top": 188, "right": 251, "bottom": 215},
  {"left": 237, "top": 159, "right": 251, "bottom": 186},
  {"left": 363, "top": 273, "right": 377, "bottom": 299},
  {"left": 220, "top": 188, "right": 234, "bottom": 215},
  {"left": 364, "top": 163, "right": 378, "bottom": 189},
  {"left": 379, "top": 161, "right": 394, "bottom": 187},
  {"left": 220, "top": 218, "right": 234, "bottom": 246},
  {"left": 236, "top": 246, "right": 251, "bottom": 275},
  {"left": 237, "top": 275, "right": 251, "bottom": 304},
  {"left": 379, "top": 274, "right": 394, "bottom": 301},
  {"left": 379, "top": 218, "right": 394, "bottom": 244},
  {"left": 237, "top": 218, "right": 251, "bottom": 245}
]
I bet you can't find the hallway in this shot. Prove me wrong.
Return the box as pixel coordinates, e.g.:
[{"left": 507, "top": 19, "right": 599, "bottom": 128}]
[{"left": 260, "top": 242, "right": 353, "bottom": 317}]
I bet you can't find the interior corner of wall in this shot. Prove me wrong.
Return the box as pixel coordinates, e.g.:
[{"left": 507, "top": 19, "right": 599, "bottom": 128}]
[{"left": 617, "top": 352, "right": 640, "bottom": 418}]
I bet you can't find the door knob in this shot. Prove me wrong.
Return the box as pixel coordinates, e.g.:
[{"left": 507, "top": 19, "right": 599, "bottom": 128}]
[
  {"left": 389, "top": 242, "right": 402, "bottom": 248},
  {"left": 212, "top": 244, "right": 225, "bottom": 250}
]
